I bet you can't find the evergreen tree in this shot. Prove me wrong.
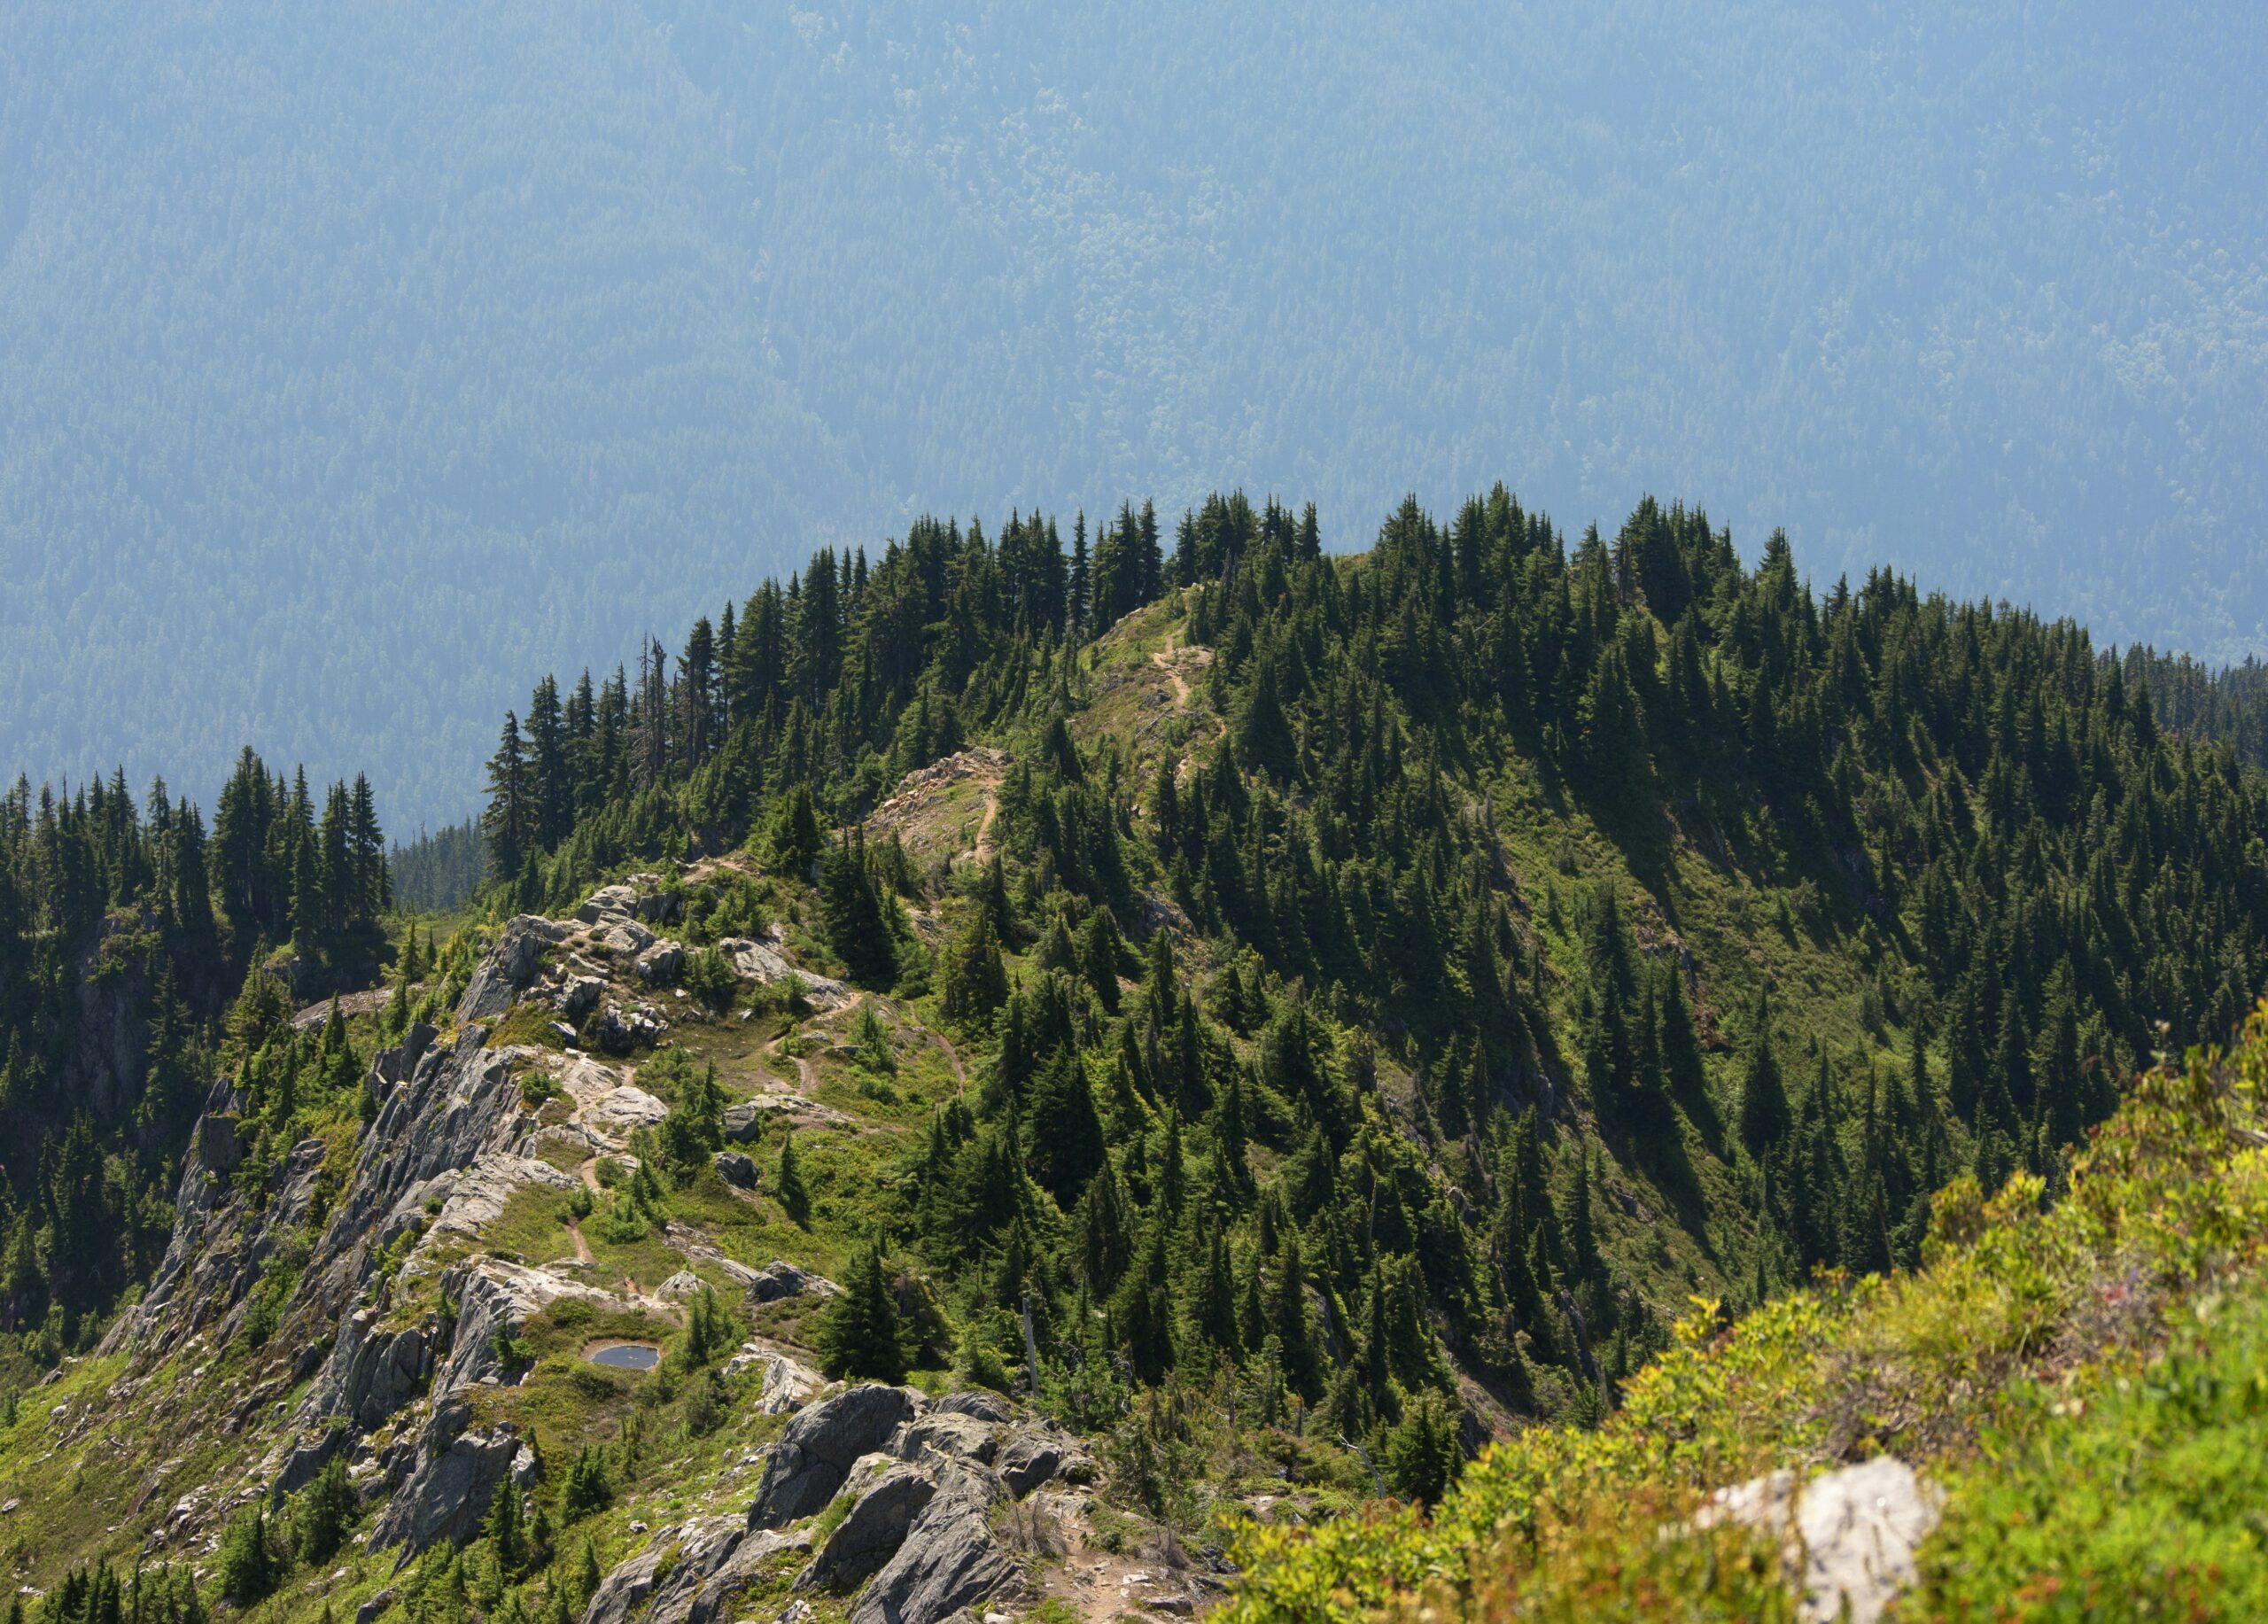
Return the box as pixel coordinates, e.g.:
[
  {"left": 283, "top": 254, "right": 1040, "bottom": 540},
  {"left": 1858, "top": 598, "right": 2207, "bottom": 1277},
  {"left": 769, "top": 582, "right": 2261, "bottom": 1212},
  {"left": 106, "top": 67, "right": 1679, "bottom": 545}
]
[{"left": 818, "top": 1242, "right": 908, "bottom": 1382}]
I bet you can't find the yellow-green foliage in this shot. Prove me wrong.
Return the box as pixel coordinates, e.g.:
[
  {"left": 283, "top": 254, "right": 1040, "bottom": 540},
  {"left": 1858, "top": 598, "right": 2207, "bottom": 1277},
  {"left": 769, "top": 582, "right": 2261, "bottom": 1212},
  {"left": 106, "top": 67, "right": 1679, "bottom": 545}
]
[{"left": 1223, "top": 1005, "right": 2268, "bottom": 1624}]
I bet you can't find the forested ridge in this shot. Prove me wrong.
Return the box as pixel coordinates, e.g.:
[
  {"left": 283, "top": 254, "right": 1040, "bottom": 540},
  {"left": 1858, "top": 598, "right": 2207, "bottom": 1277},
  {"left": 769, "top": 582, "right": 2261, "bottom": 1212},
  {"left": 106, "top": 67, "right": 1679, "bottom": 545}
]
[
  {"left": 0, "top": 750, "right": 390, "bottom": 1369},
  {"left": 462, "top": 485, "right": 2268, "bottom": 1444},
  {"left": 7, "top": 486, "right": 2268, "bottom": 1620}
]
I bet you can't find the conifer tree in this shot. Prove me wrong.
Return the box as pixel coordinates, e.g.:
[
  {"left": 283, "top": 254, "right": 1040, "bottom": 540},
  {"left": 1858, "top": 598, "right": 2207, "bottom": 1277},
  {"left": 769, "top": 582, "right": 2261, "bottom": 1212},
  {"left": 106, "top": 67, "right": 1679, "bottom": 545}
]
[{"left": 818, "top": 1242, "right": 907, "bottom": 1382}]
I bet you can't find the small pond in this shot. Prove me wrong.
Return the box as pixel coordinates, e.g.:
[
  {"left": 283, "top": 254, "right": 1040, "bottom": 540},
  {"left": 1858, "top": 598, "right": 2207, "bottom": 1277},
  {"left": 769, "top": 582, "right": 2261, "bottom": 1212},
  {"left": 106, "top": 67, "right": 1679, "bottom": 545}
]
[{"left": 582, "top": 1340, "right": 662, "bottom": 1371}]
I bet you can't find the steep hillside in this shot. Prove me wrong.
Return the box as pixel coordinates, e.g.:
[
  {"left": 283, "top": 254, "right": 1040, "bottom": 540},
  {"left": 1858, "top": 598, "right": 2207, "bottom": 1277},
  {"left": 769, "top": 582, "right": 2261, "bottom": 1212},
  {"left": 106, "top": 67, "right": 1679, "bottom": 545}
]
[
  {"left": 1225, "top": 1008, "right": 2268, "bottom": 1622},
  {"left": 7, "top": 0, "right": 2268, "bottom": 819}
]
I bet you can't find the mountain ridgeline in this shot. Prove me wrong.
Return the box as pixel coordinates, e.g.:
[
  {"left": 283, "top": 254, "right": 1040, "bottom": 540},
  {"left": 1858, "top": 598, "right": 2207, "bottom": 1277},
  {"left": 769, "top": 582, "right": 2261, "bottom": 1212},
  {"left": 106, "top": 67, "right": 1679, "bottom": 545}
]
[
  {"left": 7, "top": 485, "right": 2268, "bottom": 1621},
  {"left": 474, "top": 486, "right": 2268, "bottom": 1419}
]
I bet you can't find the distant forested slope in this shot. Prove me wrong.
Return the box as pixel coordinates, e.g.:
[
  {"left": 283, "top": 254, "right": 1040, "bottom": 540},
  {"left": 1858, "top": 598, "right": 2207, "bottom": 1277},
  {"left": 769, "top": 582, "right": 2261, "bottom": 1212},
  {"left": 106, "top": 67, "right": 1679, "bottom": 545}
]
[{"left": 3, "top": 0, "right": 2263, "bottom": 824}]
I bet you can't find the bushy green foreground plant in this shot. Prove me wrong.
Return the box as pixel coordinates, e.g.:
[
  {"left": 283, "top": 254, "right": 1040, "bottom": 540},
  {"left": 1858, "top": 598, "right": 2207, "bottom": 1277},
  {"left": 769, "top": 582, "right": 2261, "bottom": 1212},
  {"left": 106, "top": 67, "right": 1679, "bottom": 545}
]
[{"left": 1223, "top": 1004, "right": 2268, "bottom": 1624}]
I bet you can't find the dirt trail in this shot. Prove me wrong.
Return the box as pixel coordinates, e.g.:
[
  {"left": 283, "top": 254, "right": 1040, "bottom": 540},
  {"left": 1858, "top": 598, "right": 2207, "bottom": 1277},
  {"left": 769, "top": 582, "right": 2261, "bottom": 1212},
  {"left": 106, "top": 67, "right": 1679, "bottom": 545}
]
[
  {"left": 972, "top": 784, "right": 1000, "bottom": 861},
  {"left": 1152, "top": 632, "right": 1192, "bottom": 707},
  {"left": 935, "top": 1029, "right": 968, "bottom": 1096},
  {"left": 565, "top": 1218, "right": 594, "bottom": 1265},
  {"left": 576, "top": 1157, "right": 602, "bottom": 1192}
]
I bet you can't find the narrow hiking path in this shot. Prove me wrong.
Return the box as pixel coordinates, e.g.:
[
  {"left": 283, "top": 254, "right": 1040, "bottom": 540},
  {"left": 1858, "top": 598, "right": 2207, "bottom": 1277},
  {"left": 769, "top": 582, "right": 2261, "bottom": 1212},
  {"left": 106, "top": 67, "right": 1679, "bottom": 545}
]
[
  {"left": 566, "top": 1218, "right": 594, "bottom": 1265},
  {"left": 973, "top": 783, "right": 1000, "bottom": 861},
  {"left": 1153, "top": 631, "right": 1192, "bottom": 707},
  {"left": 935, "top": 1028, "right": 968, "bottom": 1096}
]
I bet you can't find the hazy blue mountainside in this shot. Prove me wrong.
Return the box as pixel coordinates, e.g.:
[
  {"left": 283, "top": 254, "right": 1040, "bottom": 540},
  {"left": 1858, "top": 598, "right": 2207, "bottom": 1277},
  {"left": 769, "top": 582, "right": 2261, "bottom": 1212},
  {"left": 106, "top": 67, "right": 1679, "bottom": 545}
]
[{"left": 3, "top": 0, "right": 2264, "bottom": 824}]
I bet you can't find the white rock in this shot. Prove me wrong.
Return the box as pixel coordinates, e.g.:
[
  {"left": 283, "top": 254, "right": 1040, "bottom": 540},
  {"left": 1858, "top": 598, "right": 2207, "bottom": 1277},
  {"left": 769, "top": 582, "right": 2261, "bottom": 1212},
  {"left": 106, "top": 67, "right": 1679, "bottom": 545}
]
[{"left": 1698, "top": 1457, "right": 1942, "bottom": 1624}]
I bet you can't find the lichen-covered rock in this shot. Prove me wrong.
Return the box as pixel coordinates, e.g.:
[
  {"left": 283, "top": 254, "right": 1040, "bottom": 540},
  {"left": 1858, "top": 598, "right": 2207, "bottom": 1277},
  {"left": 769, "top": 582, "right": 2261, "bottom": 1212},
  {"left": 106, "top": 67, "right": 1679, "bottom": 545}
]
[
  {"left": 933, "top": 1389, "right": 1014, "bottom": 1425},
  {"left": 718, "top": 1348, "right": 833, "bottom": 1415},
  {"left": 311, "top": 1307, "right": 431, "bottom": 1430},
  {"left": 1701, "top": 1457, "right": 1942, "bottom": 1624},
  {"left": 715, "top": 934, "right": 852, "bottom": 1008},
  {"left": 559, "top": 975, "right": 605, "bottom": 1017},
  {"left": 996, "top": 1430, "right": 1092, "bottom": 1496},
  {"left": 898, "top": 1411, "right": 1002, "bottom": 1468},
  {"left": 417, "top": 1153, "right": 581, "bottom": 1249},
  {"left": 746, "top": 1385, "right": 923, "bottom": 1529},
  {"left": 596, "top": 1001, "right": 665, "bottom": 1053}
]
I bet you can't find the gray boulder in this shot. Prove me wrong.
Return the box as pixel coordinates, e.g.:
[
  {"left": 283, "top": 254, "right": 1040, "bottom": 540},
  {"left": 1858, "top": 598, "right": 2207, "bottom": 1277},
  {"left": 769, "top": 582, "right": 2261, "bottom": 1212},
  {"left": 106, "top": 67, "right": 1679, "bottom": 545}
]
[
  {"left": 713, "top": 1151, "right": 758, "bottom": 1189},
  {"left": 637, "top": 941, "right": 686, "bottom": 984},
  {"left": 933, "top": 1389, "right": 1014, "bottom": 1424},
  {"left": 898, "top": 1411, "right": 1001, "bottom": 1468},
  {"left": 577, "top": 884, "right": 642, "bottom": 924},
  {"left": 744, "top": 1260, "right": 839, "bottom": 1303},
  {"left": 746, "top": 1385, "right": 922, "bottom": 1529},
  {"left": 848, "top": 1464, "right": 1017, "bottom": 1624},
  {"left": 799, "top": 1463, "right": 938, "bottom": 1591},
  {"left": 997, "top": 1431, "right": 1091, "bottom": 1496},
  {"left": 559, "top": 975, "right": 605, "bottom": 1018}
]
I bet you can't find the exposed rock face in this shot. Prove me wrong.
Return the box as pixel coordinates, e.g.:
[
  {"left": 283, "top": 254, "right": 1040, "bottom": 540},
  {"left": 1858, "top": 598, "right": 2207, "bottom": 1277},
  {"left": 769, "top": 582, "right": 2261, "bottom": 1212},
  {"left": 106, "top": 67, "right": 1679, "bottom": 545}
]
[
  {"left": 636, "top": 940, "right": 686, "bottom": 984},
  {"left": 1702, "top": 1457, "right": 1942, "bottom": 1624},
  {"left": 459, "top": 914, "right": 565, "bottom": 1022},
  {"left": 419, "top": 1154, "right": 582, "bottom": 1248},
  {"left": 310, "top": 1306, "right": 431, "bottom": 1430},
  {"left": 92, "top": 898, "right": 1091, "bottom": 1606},
  {"left": 848, "top": 1463, "right": 1018, "bottom": 1624},
  {"left": 718, "top": 1348, "right": 834, "bottom": 1415},
  {"left": 747, "top": 1385, "right": 923, "bottom": 1529},
  {"left": 899, "top": 1410, "right": 1002, "bottom": 1467},
  {"left": 744, "top": 1260, "right": 840, "bottom": 1303},
  {"left": 799, "top": 1462, "right": 938, "bottom": 1591},
  {"left": 195, "top": 1112, "right": 244, "bottom": 1174},
  {"left": 716, "top": 933, "right": 851, "bottom": 1008},
  {"left": 712, "top": 1150, "right": 758, "bottom": 1189},
  {"left": 369, "top": 1401, "right": 534, "bottom": 1552},
  {"left": 559, "top": 975, "right": 605, "bottom": 1017},
  {"left": 580, "top": 1525, "right": 812, "bottom": 1624},
  {"left": 998, "top": 1432, "right": 1092, "bottom": 1496}
]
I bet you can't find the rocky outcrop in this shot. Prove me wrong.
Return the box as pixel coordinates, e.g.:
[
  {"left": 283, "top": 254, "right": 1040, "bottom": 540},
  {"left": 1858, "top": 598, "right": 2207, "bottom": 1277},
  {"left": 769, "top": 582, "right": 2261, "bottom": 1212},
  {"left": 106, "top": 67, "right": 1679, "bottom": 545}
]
[
  {"left": 716, "top": 933, "right": 851, "bottom": 1008},
  {"left": 747, "top": 1385, "right": 922, "bottom": 1528},
  {"left": 799, "top": 1461, "right": 937, "bottom": 1591},
  {"left": 636, "top": 941, "right": 686, "bottom": 984},
  {"left": 718, "top": 1347, "right": 833, "bottom": 1414},
  {"left": 1700, "top": 1457, "right": 1942, "bottom": 1624},
  {"left": 459, "top": 915, "right": 565, "bottom": 1022},
  {"left": 369, "top": 1399, "right": 534, "bottom": 1552},
  {"left": 580, "top": 1524, "right": 812, "bottom": 1624},
  {"left": 744, "top": 1260, "right": 840, "bottom": 1303},
  {"left": 713, "top": 1150, "right": 758, "bottom": 1189},
  {"left": 848, "top": 1463, "right": 1018, "bottom": 1624},
  {"left": 419, "top": 1153, "right": 582, "bottom": 1248}
]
